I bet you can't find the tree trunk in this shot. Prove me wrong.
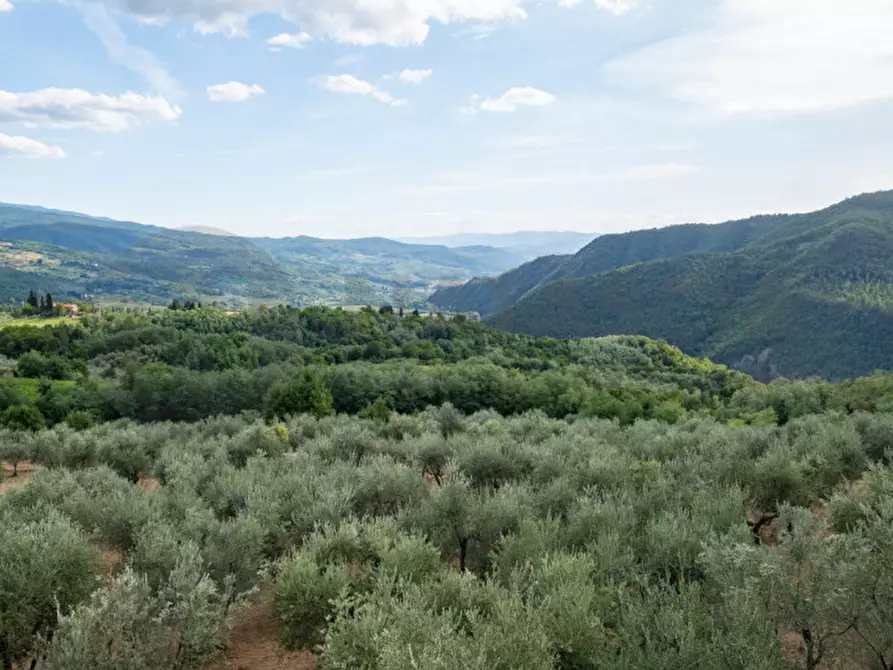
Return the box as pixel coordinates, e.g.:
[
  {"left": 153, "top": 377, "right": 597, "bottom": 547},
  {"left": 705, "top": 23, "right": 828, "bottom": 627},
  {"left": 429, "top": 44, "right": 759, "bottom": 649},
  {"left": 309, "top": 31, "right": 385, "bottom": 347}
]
[
  {"left": 459, "top": 538, "right": 468, "bottom": 572},
  {"left": 803, "top": 629, "right": 821, "bottom": 670},
  {"left": 1, "top": 635, "right": 13, "bottom": 670}
]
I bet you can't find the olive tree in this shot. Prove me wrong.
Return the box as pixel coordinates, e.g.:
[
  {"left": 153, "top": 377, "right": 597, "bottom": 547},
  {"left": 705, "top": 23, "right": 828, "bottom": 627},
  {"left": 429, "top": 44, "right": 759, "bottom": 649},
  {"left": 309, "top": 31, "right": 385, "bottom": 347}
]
[{"left": 0, "top": 512, "right": 100, "bottom": 670}]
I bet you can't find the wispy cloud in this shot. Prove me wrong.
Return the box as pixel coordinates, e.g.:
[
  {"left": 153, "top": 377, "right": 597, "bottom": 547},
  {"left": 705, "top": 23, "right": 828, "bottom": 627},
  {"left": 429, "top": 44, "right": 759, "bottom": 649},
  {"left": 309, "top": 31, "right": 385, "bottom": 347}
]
[
  {"left": 559, "top": 0, "right": 638, "bottom": 13},
  {"left": 398, "top": 69, "right": 433, "bottom": 84},
  {"left": 0, "top": 88, "right": 182, "bottom": 131},
  {"left": 0, "top": 0, "right": 13, "bottom": 12},
  {"left": 322, "top": 75, "right": 406, "bottom": 107},
  {"left": 267, "top": 32, "right": 311, "bottom": 50},
  {"left": 0, "top": 132, "right": 66, "bottom": 158},
  {"left": 206, "top": 82, "right": 265, "bottom": 102},
  {"left": 75, "top": 0, "right": 530, "bottom": 46},
  {"left": 74, "top": 0, "right": 181, "bottom": 98},
  {"left": 464, "top": 87, "right": 556, "bottom": 114},
  {"left": 455, "top": 23, "right": 501, "bottom": 40},
  {"left": 606, "top": 0, "right": 893, "bottom": 115}
]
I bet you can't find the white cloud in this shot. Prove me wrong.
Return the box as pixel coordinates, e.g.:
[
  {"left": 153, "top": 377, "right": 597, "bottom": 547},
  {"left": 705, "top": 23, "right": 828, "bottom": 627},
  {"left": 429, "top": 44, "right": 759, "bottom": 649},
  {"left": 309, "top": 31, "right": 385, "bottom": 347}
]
[
  {"left": 593, "top": 0, "right": 637, "bottom": 12},
  {"left": 465, "top": 87, "right": 556, "bottom": 114},
  {"left": 206, "top": 82, "right": 265, "bottom": 102},
  {"left": 0, "top": 88, "right": 181, "bottom": 132},
  {"left": 607, "top": 0, "right": 893, "bottom": 115},
  {"left": 75, "top": 1, "right": 180, "bottom": 98},
  {"left": 0, "top": 133, "right": 66, "bottom": 158},
  {"left": 0, "top": 0, "right": 13, "bottom": 12},
  {"left": 267, "top": 32, "right": 311, "bottom": 49},
  {"left": 85, "top": 0, "right": 528, "bottom": 45},
  {"left": 322, "top": 75, "right": 405, "bottom": 106},
  {"left": 398, "top": 69, "right": 433, "bottom": 84},
  {"left": 559, "top": 0, "right": 637, "bottom": 12}
]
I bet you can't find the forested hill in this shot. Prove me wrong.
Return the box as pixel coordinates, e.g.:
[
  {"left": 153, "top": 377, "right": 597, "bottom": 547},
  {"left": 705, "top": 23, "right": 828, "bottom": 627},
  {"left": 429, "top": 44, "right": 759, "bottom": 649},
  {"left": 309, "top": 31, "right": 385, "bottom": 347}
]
[
  {"left": 431, "top": 192, "right": 893, "bottom": 317},
  {"left": 428, "top": 254, "right": 571, "bottom": 316},
  {"left": 0, "top": 203, "right": 522, "bottom": 307},
  {"left": 0, "top": 305, "right": 754, "bottom": 426},
  {"left": 488, "top": 191, "right": 893, "bottom": 381}
]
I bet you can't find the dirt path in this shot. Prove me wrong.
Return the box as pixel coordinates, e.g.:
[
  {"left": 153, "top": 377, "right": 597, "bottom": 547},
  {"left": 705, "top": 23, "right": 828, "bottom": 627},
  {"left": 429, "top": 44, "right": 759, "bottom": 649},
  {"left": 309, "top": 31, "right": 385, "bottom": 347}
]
[{"left": 206, "top": 596, "right": 317, "bottom": 670}]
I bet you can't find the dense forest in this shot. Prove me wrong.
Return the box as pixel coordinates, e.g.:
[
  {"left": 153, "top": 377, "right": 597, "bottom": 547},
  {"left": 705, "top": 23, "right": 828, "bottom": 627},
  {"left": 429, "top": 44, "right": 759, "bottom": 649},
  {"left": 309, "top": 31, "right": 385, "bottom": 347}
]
[
  {"left": 434, "top": 191, "right": 893, "bottom": 381},
  {"left": 1, "top": 305, "right": 893, "bottom": 668}
]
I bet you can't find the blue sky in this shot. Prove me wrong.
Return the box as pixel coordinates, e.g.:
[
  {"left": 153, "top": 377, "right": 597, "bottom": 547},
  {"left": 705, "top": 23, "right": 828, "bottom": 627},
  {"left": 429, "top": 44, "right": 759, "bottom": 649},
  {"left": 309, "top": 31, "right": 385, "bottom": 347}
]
[{"left": 1, "top": 0, "right": 893, "bottom": 238}]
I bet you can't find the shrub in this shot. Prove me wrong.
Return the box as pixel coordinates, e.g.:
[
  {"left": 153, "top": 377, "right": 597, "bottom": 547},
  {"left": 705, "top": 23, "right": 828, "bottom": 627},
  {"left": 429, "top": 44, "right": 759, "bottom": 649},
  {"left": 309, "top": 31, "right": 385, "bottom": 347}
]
[
  {"left": 0, "top": 512, "right": 101, "bottom": 669},
  {"left": 2, "top": 404, "right": 46, "bottom": 432},
  {"left": 274, "top": 552, "right": 351, "bottom": 650},
  {"left": 66, "top": 410, "right": 95, "bottom": 431}
]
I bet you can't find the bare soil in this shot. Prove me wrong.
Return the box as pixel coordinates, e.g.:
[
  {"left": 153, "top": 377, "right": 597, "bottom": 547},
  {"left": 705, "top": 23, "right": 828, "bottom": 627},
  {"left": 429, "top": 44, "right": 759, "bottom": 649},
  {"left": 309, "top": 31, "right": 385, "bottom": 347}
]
[
  {"left": 138, "top": 475, "right": 162, "bottom": 493},
  {"left": 206, "top": 596, "right": 317, "bottom": 670},
  {"left": 0, "top": 460, "right": 35, "bottom": 496}
]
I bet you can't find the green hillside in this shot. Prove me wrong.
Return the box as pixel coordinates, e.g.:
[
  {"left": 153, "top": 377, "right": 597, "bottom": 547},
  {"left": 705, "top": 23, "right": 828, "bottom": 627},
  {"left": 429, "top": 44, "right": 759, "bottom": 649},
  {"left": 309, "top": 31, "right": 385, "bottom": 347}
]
[
  {"left": 0, "top": 204, "right": 521, "bottom": 308},
  {"left": 430, "top": 212, "right": 788, "bottom": 315},
  {"left": 430, "top": 254, "right": 571, "bottom": 315},
  {"left": 488, "top": 191, "right": 893, "bottom": 380}
]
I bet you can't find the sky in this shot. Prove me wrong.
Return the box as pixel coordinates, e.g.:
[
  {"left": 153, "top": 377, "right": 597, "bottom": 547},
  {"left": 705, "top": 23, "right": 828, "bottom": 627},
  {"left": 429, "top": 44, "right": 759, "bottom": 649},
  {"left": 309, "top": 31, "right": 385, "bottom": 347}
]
[{"left": 1, "top": 0, "right": 893, "bottom": 239}]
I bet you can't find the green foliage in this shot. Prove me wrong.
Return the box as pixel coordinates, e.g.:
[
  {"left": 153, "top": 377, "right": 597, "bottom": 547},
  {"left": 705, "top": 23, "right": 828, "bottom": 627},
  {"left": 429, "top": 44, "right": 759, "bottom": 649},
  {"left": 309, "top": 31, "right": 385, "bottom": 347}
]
[
  {"left": 358, "top": 397, "right": 392, "bottom": 423},
  {"left": 274, "top": 552, "right": 352, "bottom": 650},
  {"left": 0, "top": 511, "right": 100, "bottom": 669},
  {"left": 66, "top": 410, "right": 95, "bottom": 431},
  {"left": 2, "top": 403, "right": 45, "bottom": 431},
  {"left": 265, "top": 371, "right": 335, "bottom": 420},
  {"left": 44, "top": 564, "right": 228, "bottom": 670}
]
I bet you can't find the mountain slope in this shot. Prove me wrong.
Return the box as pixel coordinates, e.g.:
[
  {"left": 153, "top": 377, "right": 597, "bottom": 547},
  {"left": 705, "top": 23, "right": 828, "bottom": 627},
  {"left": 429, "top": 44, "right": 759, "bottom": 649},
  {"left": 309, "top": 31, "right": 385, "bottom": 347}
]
[
  {"left": 430, "top": 213, "right": 789, "bottom": 315},
  {"left": 0, "top": 204, "right": 522, "bottom": 308},
  {"left": 488, "top": 192, "right": 893, "bottom": 380},
  {"left": 553, "top": 214, "right": 785, "bottom": 281},
  {"left": 429, "top": 254, "right": 571, "bottom": 315}
]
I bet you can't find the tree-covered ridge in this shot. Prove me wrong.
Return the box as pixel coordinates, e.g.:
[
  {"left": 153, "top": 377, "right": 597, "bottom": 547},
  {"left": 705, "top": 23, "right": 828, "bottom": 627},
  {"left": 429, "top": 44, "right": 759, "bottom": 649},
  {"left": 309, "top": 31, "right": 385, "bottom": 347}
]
[
  {"left": 0, "top": 306, "right": 755, "bottom": 427},
  {"left": 429, "top": 254, "right": 571, "bottom": 316},
  {"left": 0, "top": 204, "right": 523, "bottom": 308},
  {"left": 471, "top": 191, "right": 893, "bottom": 380},
  {"left": 432, "top": 191, "right": 893, "bottom": 319}
]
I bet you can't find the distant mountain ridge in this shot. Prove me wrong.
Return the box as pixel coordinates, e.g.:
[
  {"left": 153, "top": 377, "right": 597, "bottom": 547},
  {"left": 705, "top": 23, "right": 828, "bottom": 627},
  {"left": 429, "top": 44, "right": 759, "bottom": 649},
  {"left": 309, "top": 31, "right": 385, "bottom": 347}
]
[
  {"left": 401, "top": 230, "right": 597, "bottom": 260},
  {"left": 0, "top": 203, "right": 524, "bottom": 308},
  {"left": 177, "top": 225, "right": 237, "bottom": 237},
  {"left": 435, "top": 191, "right": 893, "bottom": 380}
]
